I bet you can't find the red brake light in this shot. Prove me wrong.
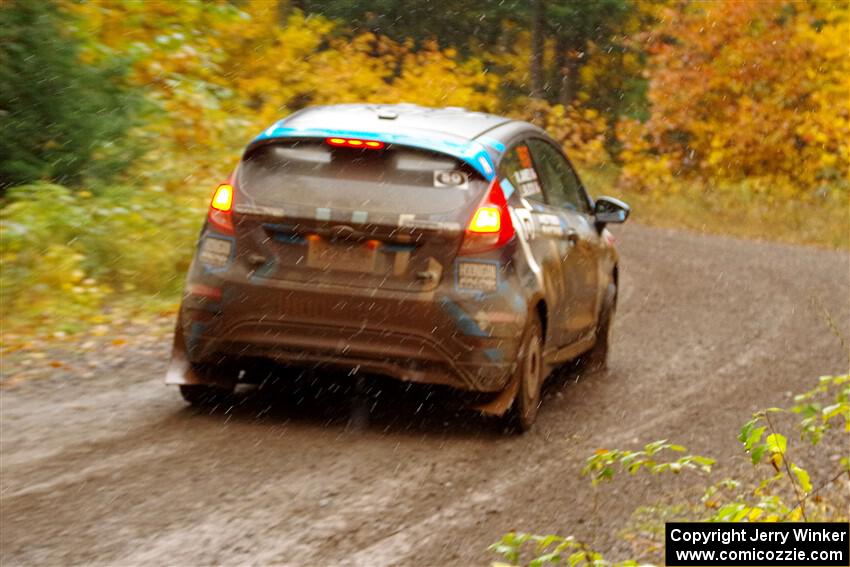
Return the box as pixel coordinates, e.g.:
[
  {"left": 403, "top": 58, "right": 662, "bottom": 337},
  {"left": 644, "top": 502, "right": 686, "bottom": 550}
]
[
  {"left": 460, "top": 179, "right": 515, "bottom": 254},
  {"left": 208, "top": 182, "right": 234, "bottom": 233},
  {"left": 326, "top": 137, "right": 385, "bottom": 150}
]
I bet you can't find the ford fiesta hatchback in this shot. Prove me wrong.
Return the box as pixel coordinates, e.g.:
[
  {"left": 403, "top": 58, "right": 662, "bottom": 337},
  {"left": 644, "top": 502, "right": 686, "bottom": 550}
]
[{"left": 166, "top": 103, "right": 629, "bottom": 431}]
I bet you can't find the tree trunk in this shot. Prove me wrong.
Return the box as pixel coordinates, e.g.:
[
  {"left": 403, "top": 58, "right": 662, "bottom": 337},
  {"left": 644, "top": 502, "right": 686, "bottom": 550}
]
[
  {"left": 277, "top": 0, "right": 305, "bottom": 25},
  {"left": 556, "top": 35, "right": 581, "bottom": 108},
  {"left": 530, "top": 0, "right": 545, "bottom": 99},
  {"left": 555, "top": 35, "right": 568, "bottom": 106}
]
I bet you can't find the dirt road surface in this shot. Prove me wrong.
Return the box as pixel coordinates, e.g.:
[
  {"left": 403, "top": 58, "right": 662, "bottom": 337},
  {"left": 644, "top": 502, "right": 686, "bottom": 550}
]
[{"left": 2, "top": 224, "right": 848, "bottom": 566}]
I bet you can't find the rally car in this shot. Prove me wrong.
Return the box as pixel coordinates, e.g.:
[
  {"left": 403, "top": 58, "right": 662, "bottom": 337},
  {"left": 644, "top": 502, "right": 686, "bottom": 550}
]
[{"left": 166, "top": 103, "right": 629, "bottom": 431}]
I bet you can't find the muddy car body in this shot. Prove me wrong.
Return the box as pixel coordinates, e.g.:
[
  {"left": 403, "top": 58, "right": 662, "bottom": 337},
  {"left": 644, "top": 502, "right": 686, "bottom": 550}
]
[{"left": 167, "top": 104, "right": 629, "bottom": 430}]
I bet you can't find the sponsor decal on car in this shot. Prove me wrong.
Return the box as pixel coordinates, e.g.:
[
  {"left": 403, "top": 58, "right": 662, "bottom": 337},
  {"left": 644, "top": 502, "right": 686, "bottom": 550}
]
[
  {"left": 433, "top": 170, "right": 469, "bottom": 188},
  {"left": 512, "top": 167, "right": 541, "bottom": 197},
  {"left": 198, "top": 236, "right": 233, "bottom": 269},
  {"left": 514, "top": 208, "right": 536, "bottom": 240},
  {"left": 536, "top": 213, "right": 564, "bottom": 236},
  {"left": 456, "top": 260, "right": 499, "bottom": 292},
  {"left": 233, "top": 204, "right": 286, "bottom": 217},
  {"left": 513, "top": 168, "right": 537, "bottom": 184},
  {"left": 516, "top": 145, "right": 533, "bottom": 168},
  {"left": 315, "top": 207, "right": 331, "bottom": 221},
  {"left": 397, "top": 214, "right": 462, "bottom": 233},
  {"left": 437, "top": 297, "right": 488, "bottom": 337},
  {"left": 473, "top": 310, "right": 522, "bottom": 332}
]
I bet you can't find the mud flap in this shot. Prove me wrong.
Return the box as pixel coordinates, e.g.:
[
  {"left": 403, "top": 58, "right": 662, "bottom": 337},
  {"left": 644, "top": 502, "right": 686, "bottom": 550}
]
[
  {"left": 471, "top": 363, "right": 520, "bottom": 416},
  {"left": 471, "top": 304, "right": 536, "bottom": 417},
  {"left": 164, "top": 321, "right": 206, "bottom": 386}
]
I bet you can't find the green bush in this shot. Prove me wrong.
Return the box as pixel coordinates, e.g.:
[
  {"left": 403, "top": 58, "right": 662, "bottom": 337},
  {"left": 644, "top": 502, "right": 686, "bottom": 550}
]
[
  {"left": 491, "top": 374, "right": 850, "bottom": 566},
  {"left": 0, "top": 0, "right": 141, "bottom": 189},
  {"left": 1, "top": 183, "right": 201, "bottom": 324}
]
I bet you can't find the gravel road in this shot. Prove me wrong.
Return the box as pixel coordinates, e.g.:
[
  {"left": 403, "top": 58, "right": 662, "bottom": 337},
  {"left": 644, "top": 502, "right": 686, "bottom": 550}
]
[{"left": 2, "top": 223, "right": 848, "bottom": 566}]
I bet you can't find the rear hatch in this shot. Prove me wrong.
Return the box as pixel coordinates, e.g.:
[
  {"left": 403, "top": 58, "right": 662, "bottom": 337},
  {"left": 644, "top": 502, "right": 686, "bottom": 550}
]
[{"left": 232, "top": 138, "right": 486, "bottom": 292}]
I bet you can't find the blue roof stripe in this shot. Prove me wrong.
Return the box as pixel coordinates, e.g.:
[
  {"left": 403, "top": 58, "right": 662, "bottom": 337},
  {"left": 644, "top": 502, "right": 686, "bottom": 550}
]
[
  {"left": 251, "top": 124, "right": 497, "bottom": 180},
  {"left": 477, "top": 136, "right": 506, "bottom": 153}
]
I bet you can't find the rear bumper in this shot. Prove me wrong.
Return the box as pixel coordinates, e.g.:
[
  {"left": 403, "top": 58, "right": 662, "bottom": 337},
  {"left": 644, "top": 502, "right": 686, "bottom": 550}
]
[{"left": 175, "top": 278, "right": 527, "bottom": 392}]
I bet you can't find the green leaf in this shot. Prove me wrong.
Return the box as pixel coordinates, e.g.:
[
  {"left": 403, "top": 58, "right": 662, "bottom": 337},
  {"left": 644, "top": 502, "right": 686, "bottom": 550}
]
[
  {"left": 691, "top": 455, "right": 716, "bottom": 472},
  {"left": 715, "top": 502, "right": 746, "bottom": 521},
  {"left": 751, "top": 444, "right": 768, "bottom": 464},
  {"left": 791, "top": 464, "right": 812, "bottom": 493},
  {"left": 822, "top": 402, "right": 848, "bottom": 421},
  {"left": 744, "top": 426, "right": 766, "bottom": 450},
  {"left": 765, "top": 433, "right": 787, "bottom": 454},
  {"left": 535, "top": 534, "right": 562, "bottom": 552},
  {"left": 739, "top": 420, "right": 755, "bottom": 443},
  {"left": 738, "top": 420, "right": 755, "bottom": 443},
  {"left": 568, "top": 551, "right": 587, "bottom": 567},
  {"left": 530, "top": 552, "right": 561, "bottom": 567}
]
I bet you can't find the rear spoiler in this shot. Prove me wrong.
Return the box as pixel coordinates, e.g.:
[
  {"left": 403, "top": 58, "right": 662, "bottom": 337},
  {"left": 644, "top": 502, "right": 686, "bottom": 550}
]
[{"left": 249, "top": 124, "right": 498, "bottom": 181}]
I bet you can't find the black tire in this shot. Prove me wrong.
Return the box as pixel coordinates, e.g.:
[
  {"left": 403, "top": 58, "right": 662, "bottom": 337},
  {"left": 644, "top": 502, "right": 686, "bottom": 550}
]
[
  {"left": 179, "top": 384, "right": 233, "bottom": 406},
  {"left": 505, "top": 314, "right": 544, "bottom": 433},
  {"left": 583, "top": 284, "right": 616, "bottom": 372},
  {"left": 179, "top": 363, "right": 236, "bottom": 406}
]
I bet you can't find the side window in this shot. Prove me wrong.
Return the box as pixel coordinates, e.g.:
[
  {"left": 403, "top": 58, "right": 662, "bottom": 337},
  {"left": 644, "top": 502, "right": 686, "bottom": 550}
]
[
  {"left": 498, "top": 142, "right": 544, "bottom": 202},
  {"left": 527, "top": 139, "right": 591, "bottom": 214}
]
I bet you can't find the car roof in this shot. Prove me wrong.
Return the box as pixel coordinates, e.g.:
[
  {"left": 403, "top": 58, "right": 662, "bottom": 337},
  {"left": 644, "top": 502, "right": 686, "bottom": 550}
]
[
  {"left": 279, "top": 104, "right": 515, "bottom": 141},
  {"left": 249, "top": 104, "right": 539, "bottom": 180}
]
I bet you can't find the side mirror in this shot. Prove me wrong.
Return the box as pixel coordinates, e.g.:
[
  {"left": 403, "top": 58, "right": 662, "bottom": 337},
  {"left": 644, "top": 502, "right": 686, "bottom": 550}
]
[{"left": 594, "top": 196, "right": 630, "bottom": 226}]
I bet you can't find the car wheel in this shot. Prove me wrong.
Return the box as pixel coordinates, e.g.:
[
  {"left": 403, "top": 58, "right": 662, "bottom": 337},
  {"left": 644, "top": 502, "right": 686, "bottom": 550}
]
[
  {"left": 179, "top": 363, "right": 235, "bottom": 406},
  {"left": 179, "top": 384, "right": 234, "bottom": 406},
  {"left": 505, "top": 314, "right": 544, "bottom": 433},
  {"left": 583, "top": 283, "right": 616, "bottom": 372}
]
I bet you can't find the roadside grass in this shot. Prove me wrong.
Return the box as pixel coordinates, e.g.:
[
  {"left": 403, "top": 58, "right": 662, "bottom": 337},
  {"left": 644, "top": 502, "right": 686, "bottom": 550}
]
[
  {"left": 580, "top": 166, "right": 850, "bottom": 250},
  {"left": 1, "top": 182, "right": 197, "bottom": 343}
]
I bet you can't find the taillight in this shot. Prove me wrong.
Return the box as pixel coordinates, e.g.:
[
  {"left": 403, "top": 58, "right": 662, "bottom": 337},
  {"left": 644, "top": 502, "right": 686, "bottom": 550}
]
[
  {"left": 326, "top": 137, "right": 385, "bottom": 150},
  {"left": 208, "top": 182, "right": 234, "bottom": 233},
  {"left": 469, "top": 207, "right": 501, "bottom": 233},
  {"left": 459, "top": 178, "right": 515, "bottom": 254},
  {"left": 211, "top": 183, "right": 233, "bottom": 212}
]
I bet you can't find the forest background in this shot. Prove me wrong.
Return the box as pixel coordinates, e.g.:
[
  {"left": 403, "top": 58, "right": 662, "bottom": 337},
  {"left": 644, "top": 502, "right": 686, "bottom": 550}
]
[{"left": 1, "top": 0, "right": 847, "bottom": 334}]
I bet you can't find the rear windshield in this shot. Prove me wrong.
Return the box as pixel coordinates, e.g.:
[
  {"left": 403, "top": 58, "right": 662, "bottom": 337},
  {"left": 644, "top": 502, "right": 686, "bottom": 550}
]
[{"left": 236, "top": 140, "right": 486, "bottom": 215}]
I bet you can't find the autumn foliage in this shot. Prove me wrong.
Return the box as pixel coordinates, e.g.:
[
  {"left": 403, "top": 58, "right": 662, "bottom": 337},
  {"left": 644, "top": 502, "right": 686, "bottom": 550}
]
[
  {"left": 619, "top": 0, "right": 850, "bottom": 198},
  {"left": 63, "top": 0, "right": 508, "bottom": 192},
  {"left": 1, "top": 0, "right": 848, "bottom": 326}
]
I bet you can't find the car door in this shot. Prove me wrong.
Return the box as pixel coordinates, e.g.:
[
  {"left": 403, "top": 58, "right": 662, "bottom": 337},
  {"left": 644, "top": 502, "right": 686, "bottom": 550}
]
[
  {"left": 497, "top": 139, "right": 574, "bottom": 349},
  {"left": 526, "top": 138, "right": 600, "bottom": 343}
]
